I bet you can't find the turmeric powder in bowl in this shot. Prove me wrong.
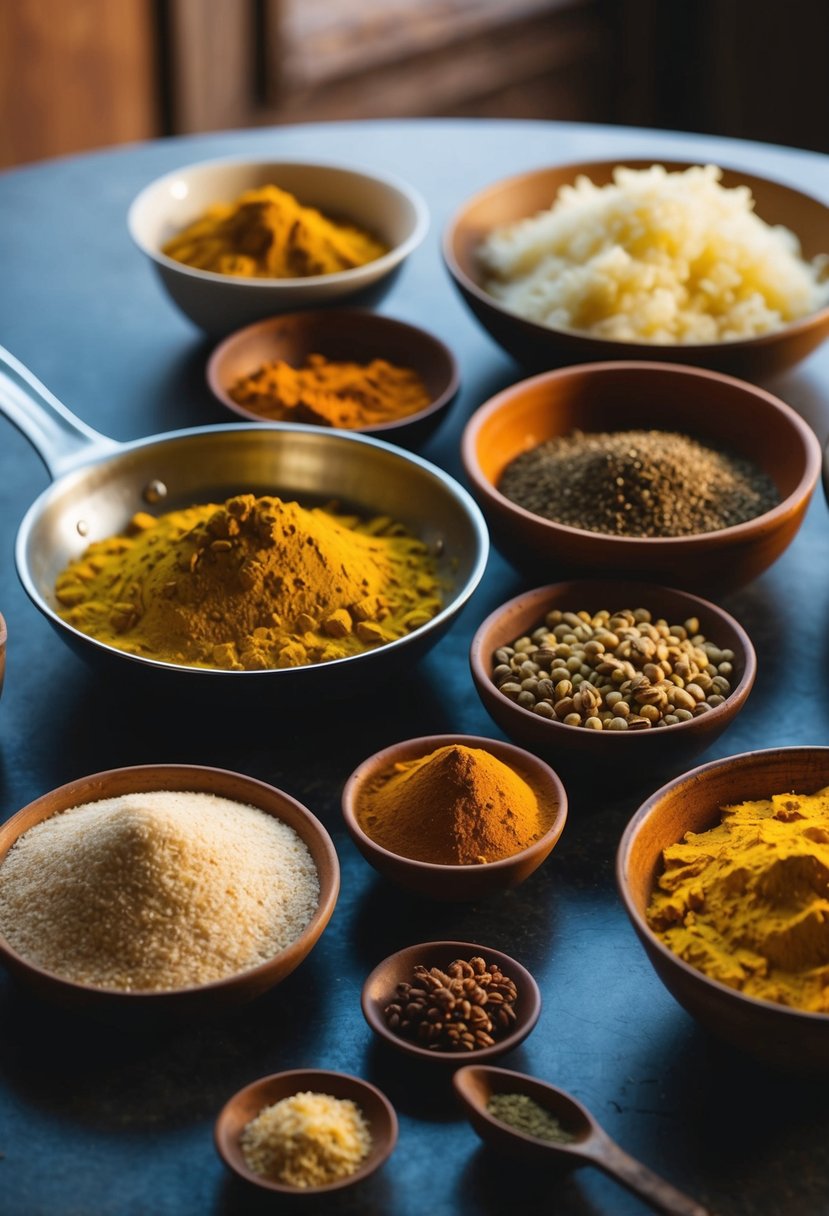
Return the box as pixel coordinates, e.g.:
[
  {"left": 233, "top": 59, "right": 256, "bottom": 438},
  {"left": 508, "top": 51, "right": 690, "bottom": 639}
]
[
  {"left": 355, "top": 744, "right": 557, "bottom": 865},
  {"left": 647, "top": 786, "right": 829, "bottom": 1012},
  {"left": 162, "top": 185, "right": 388, "bottom": 279}
]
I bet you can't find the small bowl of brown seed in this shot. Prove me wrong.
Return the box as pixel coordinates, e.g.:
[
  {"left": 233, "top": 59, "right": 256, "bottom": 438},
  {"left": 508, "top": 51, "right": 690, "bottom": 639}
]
[
  {"left": 470, "top": 580, "right": 756, "bottom": 790},
  {"left": 461, "top": 360, "right": 821, "bottom": 594},
  {"left": 361, "top": 941, "right": 541, "bottom": 1065}
]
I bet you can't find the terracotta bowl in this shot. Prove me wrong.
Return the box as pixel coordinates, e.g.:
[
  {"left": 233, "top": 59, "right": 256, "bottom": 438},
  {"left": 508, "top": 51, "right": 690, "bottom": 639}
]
[
  {"left": 0, "top": 764, "right": 339, "bottom": 1024},
  {"left": 461, "top": 360, "right": 821, "bottom": 593},
  {"left": 215, "top": 1068, "right": 397, "bottom": 1195},
  {"left": 206, "top": 309, "right": 459, "bottom": 448},
  {"left": 342, "top": 733, "right": 567, "bottom": 901},
  {"left": 618, "top": 747, "right": 829, "bottom": 1068},
  {"left": 128, "top": 158, "right": 428, "bottom": 335},
  {"left": 361, "top": 940, "right": 541, "bottom": 1066},
  {"left": 443, "top": 158, "right": 829, "bottom": 377},
  {"left": 470, "top": 581, "right": 756, "bottom": 790}
]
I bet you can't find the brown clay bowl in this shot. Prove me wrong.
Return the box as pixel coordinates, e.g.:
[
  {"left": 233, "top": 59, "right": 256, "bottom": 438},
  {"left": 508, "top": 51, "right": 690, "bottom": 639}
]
[
  {"left": 206, "top": 309, "right": 460, "bottom": 448},
  {"left": 443, "top": 158, "right": 829, "bottom": 377},
  {"left": 214, "top": 1068, "right": 398, "bottom": 1195},
  {"left": 342, "top": 733, "right": 567, "bottom": 901},
  {"left": 470, "top": 581, "right": 756, "bottom": 790},
  {"left": 0, "top": 764, "right": 339, "bottom": 1024},
  {"left": 461, "top": 360, "right": 821, "bottom": 593},
  {"left": 618, "top": 746, "right": 829, "bottom": 1069},
  {"left": 361, "top": 940, "right": 541, "bottom": 1066}
]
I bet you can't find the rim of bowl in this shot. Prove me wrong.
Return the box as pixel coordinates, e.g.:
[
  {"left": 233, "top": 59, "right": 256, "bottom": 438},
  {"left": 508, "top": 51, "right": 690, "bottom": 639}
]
[
  {"left": 361, "top": 938, "right": 542, "bottom": 1062},
  {"left": 128, "top": 156, "right": 430, "bottom": 288},
  {"left": 205, "top": 309, "right": 461, "bottom": 435},
  {"left": 342, "top": 732, "right": 568, "bottom": 873},
  {"left": 443, "top": 156, "right": 829, "bottom": 353},
  {"left": 469, "top": 581, "right": 757, "bottom": 745},
  {"left": 617, "top": 745, "right": 829, "bottom": 1023},
  {"left": 0, "top": 612, "right": 6, "bottom": 647},
  {"left": 214, "top": 1067, "right": 398, "bottom": 1194},
  {"left": 0, "top": 764, "right": 340, "bottom": 999},
  {"left": 16, "top": 422, "right": 490, "bottom": 679},
  {"left": 461, "top": 360, "right": 822, "bottom": 549}
]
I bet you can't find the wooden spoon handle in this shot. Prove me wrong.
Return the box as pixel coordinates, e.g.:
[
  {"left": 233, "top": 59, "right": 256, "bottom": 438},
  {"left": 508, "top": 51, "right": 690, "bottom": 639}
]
[{"left": 592, "top": 1138, "right": 710, "bottom": 1216}]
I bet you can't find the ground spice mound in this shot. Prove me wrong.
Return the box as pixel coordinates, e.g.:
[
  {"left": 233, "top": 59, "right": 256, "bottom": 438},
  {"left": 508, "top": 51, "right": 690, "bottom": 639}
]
[
  {"left": 356, "top": 743, "right": 555, "bottom": 865},
  {"left": 55, "top": 493, "right": 442, "bottom": 670},
  {"left": 647, "top": 786, "right": 829, "bottom": 1012},
  {"left": 499, "top": 428, "right": 779, "bottom": 537},
  {"left": 241, "top": 1091, "right": 372, "bottom": 1187},
  {"left": 0, "top": 791, "right": 319, "bottom": 991},
  {"left": 161, "top": 184, "right": 387, "bottom": 279}
]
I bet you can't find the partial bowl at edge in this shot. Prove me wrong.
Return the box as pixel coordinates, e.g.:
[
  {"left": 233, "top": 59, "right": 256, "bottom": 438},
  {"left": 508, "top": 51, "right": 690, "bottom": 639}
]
[
  {"left": 128, "top": 157, "right": 429, "bottom": 334},
  {"left": 617, "top": 746, "right": 829, "bottom": 1069}
]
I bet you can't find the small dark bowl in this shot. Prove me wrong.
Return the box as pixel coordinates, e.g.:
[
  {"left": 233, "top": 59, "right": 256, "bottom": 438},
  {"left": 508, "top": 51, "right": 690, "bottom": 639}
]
[
  {"left": 361, "top": 940, "right": 541, "bottom": 1066},
  {"left": 618, "top": 747, "right": 829, "bottom": 1068},
  {"left": 0, "top": 765, "right": 339, "bottom": 1024},
  {"left": 461, "top": 360, "right": 821, "bottom": 593},
  {"left": 470, "top": 581, "right": 756, "bottom": 790},
  {"left": 443, "top": 158, "right": 829, "bottom": 377},
  {"left": 207, "top": 309, "right": 460, "bottom": 448},
  {"left": 342, "top": 733, "right": 567, "bottom": 901},
  {"left": 215, "top": 1068, "right": 398, "bottom": 1195}
]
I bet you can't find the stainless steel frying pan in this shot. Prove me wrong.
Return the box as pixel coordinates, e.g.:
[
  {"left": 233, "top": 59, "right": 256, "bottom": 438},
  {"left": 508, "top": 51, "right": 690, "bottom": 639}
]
[{"left": 0, "top": 348, "right": 489, "bottom": 693}]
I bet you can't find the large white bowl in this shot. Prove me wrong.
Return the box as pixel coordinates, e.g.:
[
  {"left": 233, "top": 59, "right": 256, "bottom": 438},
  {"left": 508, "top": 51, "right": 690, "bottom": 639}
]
[{"left": 128, "top": 158, "right": 429, "bottom": 334}]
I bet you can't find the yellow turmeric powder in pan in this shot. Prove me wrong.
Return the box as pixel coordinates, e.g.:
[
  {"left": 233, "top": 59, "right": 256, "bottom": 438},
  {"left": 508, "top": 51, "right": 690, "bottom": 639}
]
[
  {"left": 647, "top": 786, "right": 829, "bottom": 1012},
  {"left": 162, "top": 185, "right": 388, "bottom": 278},
  {"left": 54, "top": 494, "right": 442, "bottom": 670},
  {"left": 228, "top": 354, "right": 431, "bottom": 429}
]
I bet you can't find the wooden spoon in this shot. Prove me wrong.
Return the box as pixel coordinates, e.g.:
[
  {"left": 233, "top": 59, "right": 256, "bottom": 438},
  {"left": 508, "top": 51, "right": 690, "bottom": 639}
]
[{"left": 453, "top": 1065, "right": 710, "bottom": 1216}]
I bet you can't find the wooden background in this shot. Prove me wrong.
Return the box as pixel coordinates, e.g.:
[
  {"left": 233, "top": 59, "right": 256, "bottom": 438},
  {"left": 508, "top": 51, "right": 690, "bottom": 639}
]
[{"left": 1, "top": 0, "right": 827, "bottom": 170}]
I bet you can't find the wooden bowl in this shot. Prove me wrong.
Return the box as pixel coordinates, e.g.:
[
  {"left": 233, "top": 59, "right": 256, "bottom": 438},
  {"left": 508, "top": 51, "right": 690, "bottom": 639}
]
[
  {"left": 0, "top": 764, "right": 339, "bottom": 1023},
  {"left": 129, "top": 158, "right": 428, "bottom": 335},
  {"left": 461, "top": 360, "right": 821, "bottom": 593},
  {"left": 361, "top": 940, "right": 541, "bottom": 1065},
  {"left": 443, "top": 158, "right": 829, "bottom": 378},
  {"left": 206, "top": 309, "right": 460, "bottom": 448},
  {"left": 342, "top": 733, "right": 567, "bottom": 901},
  {"left": 470, "top": 581, "right": 756, "bottom": 790},
  {"left": 215, "top": 1068, "right": 397, "bottom": 1194},
  {"left": 618, "top": 747, "right": 829, "bottom": 1068}
]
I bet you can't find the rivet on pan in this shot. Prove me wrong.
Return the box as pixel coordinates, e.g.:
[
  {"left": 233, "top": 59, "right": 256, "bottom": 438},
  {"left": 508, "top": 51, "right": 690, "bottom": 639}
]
[
  {"left": 143, "top": 479, "right": 168, "bottom": 504},
  {"left": 76, "top": 520, "right": 89, "bottom": 536}
]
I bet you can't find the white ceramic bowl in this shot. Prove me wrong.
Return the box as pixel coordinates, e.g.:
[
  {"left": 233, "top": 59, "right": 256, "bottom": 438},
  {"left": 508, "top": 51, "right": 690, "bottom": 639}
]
[{"left": 128, "top": 158, "right": 429, "bottom": 334}]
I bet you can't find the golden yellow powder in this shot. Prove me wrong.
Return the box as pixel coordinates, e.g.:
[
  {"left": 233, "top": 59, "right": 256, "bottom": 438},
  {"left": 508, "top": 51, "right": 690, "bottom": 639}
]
[
  {"left": 647, "top": 786, "right": 829, "bottom": 1012},
  {"left": 241, "top": 1091, "right": 372, "bottom": 1187},
  {"left": 54, "top": 494, "right": 442, "bottom": 670}
]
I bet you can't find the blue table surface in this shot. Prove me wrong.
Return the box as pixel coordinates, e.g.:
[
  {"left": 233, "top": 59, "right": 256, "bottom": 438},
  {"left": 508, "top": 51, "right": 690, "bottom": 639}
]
[{"left": 0, "top": 118, "right": 828, "bottom": 1216}]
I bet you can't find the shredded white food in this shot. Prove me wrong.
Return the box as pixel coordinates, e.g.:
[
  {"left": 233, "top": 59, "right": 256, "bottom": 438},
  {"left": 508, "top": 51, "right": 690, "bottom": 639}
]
[
  {"left": 478, "top": 164, "right": 829, "bottom": 343},
  {"left": 0, "top": 790, "right": 320, "bottom": 990}
]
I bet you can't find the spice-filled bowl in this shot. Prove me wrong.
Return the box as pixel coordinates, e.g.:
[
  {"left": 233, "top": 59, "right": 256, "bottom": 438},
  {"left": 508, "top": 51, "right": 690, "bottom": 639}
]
[
  {"left": 215, "top": 1068, "right": 397, "bottom": 1195},
  {"left": 618, "top": 747, "right": 829, "bottom": 1069},
  {"left": 461, "top": 360, "right": 821, "bottom": 593},
  {"left": 128, "top": 158, "right": 429, "bottom": 334},
  {"left": 342, "top": 733, "right": 567, "bottom": 901},
  {"left": 0, "top": 764, "right": 339, "bottom": 1024},
  {"left": 470, "top": 581, "right": 755, "bottom": 790},
  {"left": 362, "top": 941, "right": 541, "bottom": 1065},
  {"left": 206, "top": 308, "right": 460, "bottom": 448},
  {"left": 444, "top": 158, "right": 829, "bottom": 378}
]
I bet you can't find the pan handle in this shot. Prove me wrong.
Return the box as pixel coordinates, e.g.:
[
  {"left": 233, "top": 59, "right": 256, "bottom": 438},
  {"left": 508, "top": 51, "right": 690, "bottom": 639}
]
[{"left": 0, "top": 346, "right": 119, "bottom": 479}]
